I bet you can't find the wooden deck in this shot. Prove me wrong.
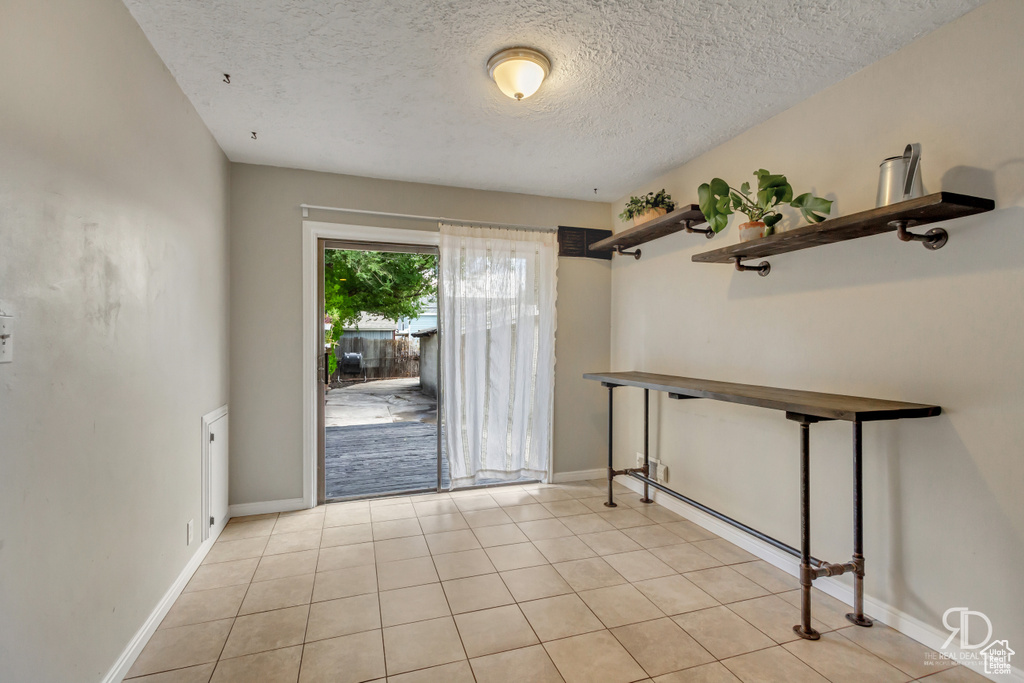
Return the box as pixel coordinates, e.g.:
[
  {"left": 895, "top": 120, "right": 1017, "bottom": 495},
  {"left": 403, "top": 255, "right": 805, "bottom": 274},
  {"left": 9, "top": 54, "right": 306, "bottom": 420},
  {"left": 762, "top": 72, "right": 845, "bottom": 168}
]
[{"left": 325, "top": 422, "right": 448, "bottom": 499}]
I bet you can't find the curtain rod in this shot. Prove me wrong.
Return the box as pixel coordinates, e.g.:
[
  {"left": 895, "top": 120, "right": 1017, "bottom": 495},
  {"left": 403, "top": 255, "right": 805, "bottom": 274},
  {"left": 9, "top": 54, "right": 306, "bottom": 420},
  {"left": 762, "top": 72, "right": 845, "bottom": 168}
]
[{"left": 299, "top": 203, "right": 555, "bottom": 232}]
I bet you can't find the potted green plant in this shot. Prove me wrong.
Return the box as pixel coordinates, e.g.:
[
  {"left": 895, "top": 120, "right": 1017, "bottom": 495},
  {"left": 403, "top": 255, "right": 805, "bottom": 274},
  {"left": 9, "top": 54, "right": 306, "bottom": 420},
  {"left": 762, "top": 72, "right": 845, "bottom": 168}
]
[
  {"left": 698, "top": 170, "right": 832, "bottom": 242},
  {"left": 619, "top": 189, "right": 676, "bottom": 226}
]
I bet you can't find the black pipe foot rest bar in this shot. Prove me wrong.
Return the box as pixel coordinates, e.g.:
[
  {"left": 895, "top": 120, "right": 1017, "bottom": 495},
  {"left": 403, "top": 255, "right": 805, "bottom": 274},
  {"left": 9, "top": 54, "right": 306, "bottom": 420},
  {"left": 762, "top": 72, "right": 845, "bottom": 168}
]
[{"left": 586, "top": 371, "right": 940, "bottom": 640}]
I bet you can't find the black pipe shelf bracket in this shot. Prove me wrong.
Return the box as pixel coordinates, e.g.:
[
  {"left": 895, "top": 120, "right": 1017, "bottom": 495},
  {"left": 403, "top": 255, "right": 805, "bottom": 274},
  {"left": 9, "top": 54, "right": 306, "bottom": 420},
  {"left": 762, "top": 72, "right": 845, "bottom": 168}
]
[
  {"left": 691, "top": 192, "right": 994, "bottom": 276},
  {"left": 892, "top": 219, "right": 948, "bottom": 250},
  {"left": 682, "top": 218, "right": 715, "bottom": 239},
  {"left": 733, "top": 256, "right": 771, "bottom": 277}
]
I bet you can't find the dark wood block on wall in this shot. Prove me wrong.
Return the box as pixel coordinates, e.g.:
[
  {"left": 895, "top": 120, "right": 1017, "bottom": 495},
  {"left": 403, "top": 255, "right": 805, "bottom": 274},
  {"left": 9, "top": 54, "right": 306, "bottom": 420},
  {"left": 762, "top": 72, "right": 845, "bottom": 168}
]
[{"left": 558, "top": 226, "right": 613, "bottom": 260}]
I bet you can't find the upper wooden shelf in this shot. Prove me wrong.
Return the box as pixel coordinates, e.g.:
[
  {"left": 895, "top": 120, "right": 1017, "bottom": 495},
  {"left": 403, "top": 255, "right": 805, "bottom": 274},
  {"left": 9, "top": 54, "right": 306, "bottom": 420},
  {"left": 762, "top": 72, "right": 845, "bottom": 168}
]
[
  {"left": 691, "top": 192, "right": 994, "bottom": 266},
  {"left": 590, "top": 205, "right": 709, "bottom": 252},
  {"left": 584, "top": 371, "right": 941, "bottom": 422}
]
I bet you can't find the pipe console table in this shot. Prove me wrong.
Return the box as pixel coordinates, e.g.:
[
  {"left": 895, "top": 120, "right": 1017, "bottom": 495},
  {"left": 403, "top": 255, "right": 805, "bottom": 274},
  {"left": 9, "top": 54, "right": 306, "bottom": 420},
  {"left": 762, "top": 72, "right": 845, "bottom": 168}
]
[{"left": 583, "top": 370, "right": 941, "bottom": 640}]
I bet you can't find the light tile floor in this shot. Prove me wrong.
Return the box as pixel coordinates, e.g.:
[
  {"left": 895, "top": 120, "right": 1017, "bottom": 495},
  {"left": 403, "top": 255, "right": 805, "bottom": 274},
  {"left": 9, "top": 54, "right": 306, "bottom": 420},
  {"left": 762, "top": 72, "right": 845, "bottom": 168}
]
[{"left": 125, "top": 480, "right": 986, "bottom": 683}]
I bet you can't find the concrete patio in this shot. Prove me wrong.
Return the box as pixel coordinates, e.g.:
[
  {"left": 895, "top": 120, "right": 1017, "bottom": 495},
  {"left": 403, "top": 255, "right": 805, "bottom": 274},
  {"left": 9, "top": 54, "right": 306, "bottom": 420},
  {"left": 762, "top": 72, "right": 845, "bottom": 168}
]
[{"left": 325, "top": 377, "right": 437, "bottom": 427}]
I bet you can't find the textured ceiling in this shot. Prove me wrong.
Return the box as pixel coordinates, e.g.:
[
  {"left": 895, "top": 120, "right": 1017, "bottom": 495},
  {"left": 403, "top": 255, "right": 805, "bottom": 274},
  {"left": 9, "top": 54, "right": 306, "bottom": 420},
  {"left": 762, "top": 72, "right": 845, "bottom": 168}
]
[{"left": 123, "top": 0, "right": 982, "bottom": 201}]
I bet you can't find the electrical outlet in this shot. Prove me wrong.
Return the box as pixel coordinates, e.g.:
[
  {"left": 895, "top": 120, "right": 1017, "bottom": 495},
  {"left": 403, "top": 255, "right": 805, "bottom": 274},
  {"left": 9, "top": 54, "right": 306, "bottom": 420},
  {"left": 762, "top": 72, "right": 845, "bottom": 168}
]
[
  {"left": 187, "top": 519, "right": 194, "bottom": 545},
  {"left": 637, "top": 452, "right": 667, "bottom": 481}
]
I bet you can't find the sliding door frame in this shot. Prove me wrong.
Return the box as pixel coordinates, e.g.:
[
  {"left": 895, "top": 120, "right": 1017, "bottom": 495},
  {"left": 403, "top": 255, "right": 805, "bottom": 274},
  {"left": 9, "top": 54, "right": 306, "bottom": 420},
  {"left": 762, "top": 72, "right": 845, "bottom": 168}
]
[
  {"left": 302, "top": 220, "right": 552, "bottom": 509},
  {"left": 319, "top": 238, "right": 442, "bottom": 503},
  {"left": 317, "top": 238, "right": 326, "bottom": 504},
  {"left": 303, "top": 222, "right": 442, "bottom": 508}
]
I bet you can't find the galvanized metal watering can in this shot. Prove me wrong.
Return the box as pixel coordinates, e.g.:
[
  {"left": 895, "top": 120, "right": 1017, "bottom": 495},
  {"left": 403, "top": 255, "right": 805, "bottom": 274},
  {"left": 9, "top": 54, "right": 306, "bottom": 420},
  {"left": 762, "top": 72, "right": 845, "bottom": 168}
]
[
  {"left": 876, "top": 143, "right": 923, "bottom": 207},
  {"left": 877, "top": 142, "right": 949, "bottom": 250}
]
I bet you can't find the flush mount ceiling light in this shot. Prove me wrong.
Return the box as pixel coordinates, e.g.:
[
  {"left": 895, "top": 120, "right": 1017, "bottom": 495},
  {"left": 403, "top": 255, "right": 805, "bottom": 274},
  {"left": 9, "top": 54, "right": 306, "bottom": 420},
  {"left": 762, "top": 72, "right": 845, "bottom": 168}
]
[{"left": 487, "top": 47, "right": 550, "bottom": 101}]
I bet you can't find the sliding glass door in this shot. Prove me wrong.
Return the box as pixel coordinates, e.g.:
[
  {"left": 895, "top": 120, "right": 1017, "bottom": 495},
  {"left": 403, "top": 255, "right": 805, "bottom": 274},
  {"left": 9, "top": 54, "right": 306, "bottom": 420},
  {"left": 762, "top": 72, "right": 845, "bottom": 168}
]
[{"left": 317, "top": 239, "right": 444, "bottom": 502}]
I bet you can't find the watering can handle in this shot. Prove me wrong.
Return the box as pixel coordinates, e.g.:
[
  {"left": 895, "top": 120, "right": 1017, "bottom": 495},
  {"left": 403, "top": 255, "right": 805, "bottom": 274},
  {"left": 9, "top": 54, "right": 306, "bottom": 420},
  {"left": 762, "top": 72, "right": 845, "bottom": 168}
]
[{"left": 902, "top": 143, "right": 921, "bottom": 199}]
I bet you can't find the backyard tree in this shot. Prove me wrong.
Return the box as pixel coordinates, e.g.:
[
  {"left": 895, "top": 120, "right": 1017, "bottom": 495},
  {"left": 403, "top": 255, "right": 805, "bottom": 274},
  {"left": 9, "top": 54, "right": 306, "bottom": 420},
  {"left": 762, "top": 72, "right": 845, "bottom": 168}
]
[{"left": 324, "top": 250, "right": 436, "bottom": 329}]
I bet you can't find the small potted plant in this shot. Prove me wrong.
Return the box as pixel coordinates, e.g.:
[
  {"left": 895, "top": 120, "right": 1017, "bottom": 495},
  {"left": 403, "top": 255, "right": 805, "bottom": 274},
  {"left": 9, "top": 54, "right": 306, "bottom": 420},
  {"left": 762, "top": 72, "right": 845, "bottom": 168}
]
[
  {"left": 619, "top": 189, "right": 676, "bottom": 226},
  {"left": 698, "top": 170, "right": 832, "bottom": 241}
]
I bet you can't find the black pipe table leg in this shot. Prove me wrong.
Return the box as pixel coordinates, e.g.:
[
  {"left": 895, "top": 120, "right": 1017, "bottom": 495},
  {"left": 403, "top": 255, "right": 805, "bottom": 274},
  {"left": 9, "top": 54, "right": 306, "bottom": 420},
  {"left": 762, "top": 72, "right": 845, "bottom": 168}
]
[
  {"left": 604, "top": 384, "right": 617, "bottom": 508},
  {"left": 794, "top": 419, "right": 821, "bottom": 640},
  {"left": 847, "top": 420, "right": 874, "bottom": 627},
  {"left": 640, "top": 389, "right": 653, "bottom": 503}
]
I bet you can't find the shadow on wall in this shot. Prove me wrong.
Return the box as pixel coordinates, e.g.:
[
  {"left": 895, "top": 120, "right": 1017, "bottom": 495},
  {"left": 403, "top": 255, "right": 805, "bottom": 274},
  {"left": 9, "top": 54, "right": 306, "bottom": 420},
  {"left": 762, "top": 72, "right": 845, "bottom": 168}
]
[
  {"left": 941, "top": 165, "right": 998, "bottom": 201},
  {"left": 722, "top": 204, "right": 1024, "bottom": 299},
  {"left": 716, "top": 159, "right": 1024, "bottom": 299},
  {"left": 945, "top": 160, "right": 1024, "bottom": 208},
  {"left": 880, "top": 413, "right": 1024, "bottom": 633}
]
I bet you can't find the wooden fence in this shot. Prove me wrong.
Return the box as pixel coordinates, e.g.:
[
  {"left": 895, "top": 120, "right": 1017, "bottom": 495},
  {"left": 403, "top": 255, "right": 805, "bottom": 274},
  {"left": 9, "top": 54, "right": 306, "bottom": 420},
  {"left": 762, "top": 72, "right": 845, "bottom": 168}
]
[{"left": 333, "top": 336, "right": 419, "bottom": 380}]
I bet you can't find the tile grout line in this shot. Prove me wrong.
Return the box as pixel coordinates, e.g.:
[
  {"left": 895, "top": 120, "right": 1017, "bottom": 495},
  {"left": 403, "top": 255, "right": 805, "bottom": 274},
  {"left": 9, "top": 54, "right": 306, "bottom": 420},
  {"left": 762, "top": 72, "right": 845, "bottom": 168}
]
[
  {"left": 426, "top": 532, "right": 479, "bottom": 683},
  {"left": 373, "top": 514, "right": 390, "bottom": 680},
  {"left": 781, "top": 629, "right": 914, "bottom": 683},
  {"left": 212, "top": 513, "right": 269, "bottom": 682},
  {"left": 158, "top": 485, "right": 963, "bottom": 683},
  {"left": 293, "top": 512, "right": 324, "bottom": 683}
]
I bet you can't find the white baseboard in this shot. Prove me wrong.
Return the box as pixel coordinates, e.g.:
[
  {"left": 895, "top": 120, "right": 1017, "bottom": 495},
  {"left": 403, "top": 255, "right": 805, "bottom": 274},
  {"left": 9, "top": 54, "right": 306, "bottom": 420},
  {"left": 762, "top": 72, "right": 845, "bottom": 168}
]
[
  {"left": 228, "top": 497, "right": 307, "bottom": 517},
  {"left": 102, "top": 497, "right": 305, "bottom": 682},
  {"left": 551, "top": 468, "right": 605, "bottom": 483},
  {"left": 616, "top": 476, "right": 1023, "bottom": 683},
  {"left": 101, "top": 523, "right": 225, "bottom": 683}
]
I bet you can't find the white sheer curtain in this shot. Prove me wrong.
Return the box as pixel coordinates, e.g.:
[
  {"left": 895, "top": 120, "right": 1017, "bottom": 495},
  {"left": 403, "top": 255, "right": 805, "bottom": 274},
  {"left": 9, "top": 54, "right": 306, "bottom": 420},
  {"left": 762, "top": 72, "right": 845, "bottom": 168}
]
[{"left": 439, "top": 223, "right": 557, "bottom": 488}]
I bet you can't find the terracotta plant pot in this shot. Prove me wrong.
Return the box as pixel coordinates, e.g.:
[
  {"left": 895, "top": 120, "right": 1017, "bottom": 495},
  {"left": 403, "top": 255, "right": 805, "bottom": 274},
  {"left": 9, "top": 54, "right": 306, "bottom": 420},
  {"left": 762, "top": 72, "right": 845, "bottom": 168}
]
[
  {"left": 633, "top": 207, "right": 668, "bottom": 227},
  {"left": 738, "top": 220, "right": 766, "bottom": 242}
]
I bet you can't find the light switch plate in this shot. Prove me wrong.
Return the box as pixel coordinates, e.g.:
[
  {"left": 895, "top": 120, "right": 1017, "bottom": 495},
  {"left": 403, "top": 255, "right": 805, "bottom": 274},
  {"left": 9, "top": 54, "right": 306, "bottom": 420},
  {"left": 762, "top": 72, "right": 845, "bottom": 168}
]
[{"left": 0, "top": 316, "right": 12, "bottom": 363}]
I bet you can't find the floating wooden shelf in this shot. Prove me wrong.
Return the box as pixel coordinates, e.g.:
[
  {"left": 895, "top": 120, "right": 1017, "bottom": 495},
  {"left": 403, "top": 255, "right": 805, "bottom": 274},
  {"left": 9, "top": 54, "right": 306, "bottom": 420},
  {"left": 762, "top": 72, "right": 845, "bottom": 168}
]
[
  {"left": 691, "top": 192, "right": 994, "bottom": 274},
  {"left": 584, "top": 371, "right": 940, "bottom": 422},
  {"left": 591, "top": 205, "right": 710, "bottom": 256}
]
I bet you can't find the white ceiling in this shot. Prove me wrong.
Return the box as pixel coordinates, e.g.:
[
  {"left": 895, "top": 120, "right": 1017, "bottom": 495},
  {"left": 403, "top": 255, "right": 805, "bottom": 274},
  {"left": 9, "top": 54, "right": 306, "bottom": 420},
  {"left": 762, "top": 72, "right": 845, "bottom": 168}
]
[{"left": 123, "top": 0, "right": 982, "bottom": 201}]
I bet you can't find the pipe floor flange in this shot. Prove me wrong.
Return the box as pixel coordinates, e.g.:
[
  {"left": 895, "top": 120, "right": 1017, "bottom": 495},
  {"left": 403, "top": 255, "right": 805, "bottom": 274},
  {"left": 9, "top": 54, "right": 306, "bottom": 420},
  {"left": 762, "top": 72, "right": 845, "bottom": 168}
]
[
  {"left": 793, "top": 625, "right": 821, "bottom": 641},
  {"left": 846, "top": 613, "right": 874, "bottom": 627}
]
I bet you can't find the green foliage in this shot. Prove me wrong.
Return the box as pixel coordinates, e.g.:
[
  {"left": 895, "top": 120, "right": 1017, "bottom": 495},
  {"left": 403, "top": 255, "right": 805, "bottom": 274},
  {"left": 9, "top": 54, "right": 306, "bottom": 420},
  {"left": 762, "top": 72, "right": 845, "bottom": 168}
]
[
  {"left": 698, "top": 170, "right": 832, "bottom": 235},
  {"left": 324, "top": 250, "right": 437, "bottom": 331},
  {"left": 618, "top": 189, "right": 676, "bottom": 222},
  {"left": 323, "top": 314, "right": 340, "bottom": 377}
]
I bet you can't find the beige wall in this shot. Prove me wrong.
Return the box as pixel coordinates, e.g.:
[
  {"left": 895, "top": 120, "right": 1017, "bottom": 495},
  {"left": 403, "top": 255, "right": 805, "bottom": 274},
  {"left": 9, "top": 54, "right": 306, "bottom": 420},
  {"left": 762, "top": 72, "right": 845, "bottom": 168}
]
[
  {"left": 229, "top": 164, "right": 611, "bottom": 505},
  {"left": 609, "top": 0, "right": 1023, "bottom": 659},
  {"left": 0, "top": 1, "right": 230, "bottom": 681}
]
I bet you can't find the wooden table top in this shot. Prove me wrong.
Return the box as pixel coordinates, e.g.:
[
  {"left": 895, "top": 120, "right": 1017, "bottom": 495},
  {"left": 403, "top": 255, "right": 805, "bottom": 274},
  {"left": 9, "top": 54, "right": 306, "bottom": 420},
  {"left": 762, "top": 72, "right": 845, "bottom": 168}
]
[{"left": 584, "top": 371, "right": 941, "bottom": 422}]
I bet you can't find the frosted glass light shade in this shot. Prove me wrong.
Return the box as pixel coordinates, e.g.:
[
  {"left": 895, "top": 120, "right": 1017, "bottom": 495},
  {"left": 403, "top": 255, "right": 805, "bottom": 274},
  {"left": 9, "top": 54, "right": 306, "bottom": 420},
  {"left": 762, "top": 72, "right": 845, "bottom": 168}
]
[{"left": 487, "top": 47, "right": 550, "bottom": 101}]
